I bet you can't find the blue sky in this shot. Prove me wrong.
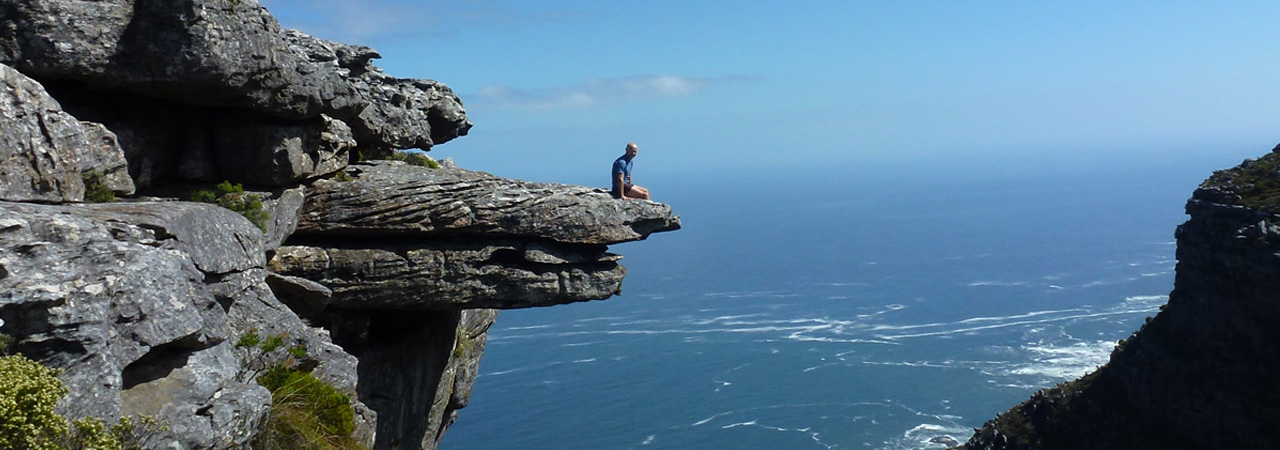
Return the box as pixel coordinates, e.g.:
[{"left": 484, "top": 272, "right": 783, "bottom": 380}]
[{"left": 260, "top": 0, "right": 1280, "bottom": 186}]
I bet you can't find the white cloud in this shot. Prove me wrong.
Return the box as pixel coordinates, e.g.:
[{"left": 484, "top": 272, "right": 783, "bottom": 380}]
[{"left": 471, "top": 75, "right": 750, "bottom": 110}]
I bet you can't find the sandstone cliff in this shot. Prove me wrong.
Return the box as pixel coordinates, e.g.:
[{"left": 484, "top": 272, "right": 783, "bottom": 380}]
[
  {"left": 961, "top": 148, "right": 1280, "bottom": 450},
  {"left": 0, "top": 1, "right": 680, "bottom": 449}
]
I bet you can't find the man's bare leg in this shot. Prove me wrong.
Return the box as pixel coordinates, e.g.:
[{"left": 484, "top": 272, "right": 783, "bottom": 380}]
[{"left": 627, "top": 185, "right": 651, "bottom": 200}]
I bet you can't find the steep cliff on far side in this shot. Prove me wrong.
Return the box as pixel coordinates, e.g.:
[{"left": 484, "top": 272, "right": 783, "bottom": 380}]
[{"left": 961, "top": 147, "right": 1280, "bottom": 450}]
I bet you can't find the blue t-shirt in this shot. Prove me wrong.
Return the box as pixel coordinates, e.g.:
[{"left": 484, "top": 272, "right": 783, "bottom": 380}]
[{"left": 612, "top": 155, "right": 633, "bottom": 185}]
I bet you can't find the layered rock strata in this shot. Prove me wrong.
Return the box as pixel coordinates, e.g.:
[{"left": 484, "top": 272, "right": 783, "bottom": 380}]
[
  {"left": 0, "top": 1, "right": 681, "bottom": 449},
  {"left": 962, "top": 149, "right": 1280, "bottom": 450},
  {"left": 274, "top": 162, "right": 681, "bottom": 310}
]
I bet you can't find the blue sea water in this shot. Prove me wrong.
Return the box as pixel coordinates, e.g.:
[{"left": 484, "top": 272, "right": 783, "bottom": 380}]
[{"left": 441, "top": 157, "right": 1221, "bottom": 449}]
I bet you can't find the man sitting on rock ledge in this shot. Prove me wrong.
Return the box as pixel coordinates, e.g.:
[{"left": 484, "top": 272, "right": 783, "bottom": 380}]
[{"left": 612, "top": 142, "right": 651, "bottom": 200}]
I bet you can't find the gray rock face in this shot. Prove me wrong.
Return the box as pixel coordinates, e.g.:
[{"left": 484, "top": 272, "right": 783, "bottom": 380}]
[
  {"left": 263, "top": 186, "right": 306, "bottom": 252},
  {"left": 0, "top": 201, "right": 260, "bottom": 448},
  {"left": 79, "top": 122, "right": 136, "bottom": 196},
  {"left": 0, "top": 200, "right": 370, "bottom": 449},
  {"left": 1, "top": 63, "right": 86, "bottom": 202},
  {"left": 282, "top": 30, "right": 471, "bottom": 151}
]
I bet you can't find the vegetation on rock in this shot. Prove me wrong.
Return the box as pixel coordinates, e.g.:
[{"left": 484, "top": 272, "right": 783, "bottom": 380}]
[
  {"left": 1203, "top": 151, "right": 1280, "bottom": 213},
  {"left": 236, "top": 332, "right": 365, "bottom": 450},
  {"left": 0, "top": 336, "right": 165, "bottom": 450},
  {"left": 330, "top": 171, "right": 354, "bottom": 182},
  {"left": 190, "top": 181, "right": 271, "bottom": 232},
  {"left": 81, "top": 170, "right": 116, "bottom": 203},
  {"left": 385, "top": 150, "right": 440, "bottom": 169},
  {"left": 452, "top": 328, "right": 475, "bottom": 359}
]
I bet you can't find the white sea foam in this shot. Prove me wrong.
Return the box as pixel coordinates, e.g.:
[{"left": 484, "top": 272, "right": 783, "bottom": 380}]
[
  {"left": 560, "top": 340, "right": 605, "bottom": 347},
  {"left": 819, "top": 282, "right": 869, "bottom": 287},
  {"left": 882, "top": 422, "right": 971, "bottom": 450},
  {"left": 641, "top": 435, "right": 654, "bottom": 445},
  {"left": 505, "top": 324, "right": 555, "bottom": 331},
  {"left": 481, "top": 368, "right": 524, "bottom": 377},
  {"left": 877, "top": 310, "right": 1134, "bottom": 340},
  {"left": 573, "top": 315, "right": 628, "bottom": 323},
  {"left": 1124, "top": 294, "right": 1168, "bottom": 304},
  {"left": 690, "top": 314, "right": 769, "bottom": 325},
  {"left": 1001, "top": 340, "right": 1115, "bottom": 380},
  {"left": 967, "top": 280, "right": 1032, "bottom": 287},
  {"left": 692, "top": 411, "right": 734, "bottom": 426}
]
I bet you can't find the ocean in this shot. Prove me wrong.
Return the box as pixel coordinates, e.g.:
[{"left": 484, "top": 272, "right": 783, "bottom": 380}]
[{"left": 440, "top": 156, "right": 1221, "bottom": 449}]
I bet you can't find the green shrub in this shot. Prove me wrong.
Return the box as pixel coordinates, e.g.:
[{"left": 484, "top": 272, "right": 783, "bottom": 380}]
[
  {"left": 386, "top": 151, "right": 440, "bottom": 169},
  {"left": 331, "top": 171, "right": 354, "bottom": 182},
  {"left": 0, "top": 353, "right": 167, "bottom": 450},
  {"left": 188, "top": 190, "right": 217, "bottom": 203},
  {"left": 82, "top": 171, "right": 116, "bottom": 203},
  {"left": 0, "top": 354, "right": 68, "bottom": 449},
  {"left": 188, "top": 181, "right": 270, "bottom": 233}
]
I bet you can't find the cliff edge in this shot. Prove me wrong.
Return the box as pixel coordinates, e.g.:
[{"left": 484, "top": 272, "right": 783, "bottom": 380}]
[
  {"left": 0, "top": 1, "right": 680, "bottom": 449},
  {"left": 961, "top": 147, "right": 1280, "bottom": 449}
]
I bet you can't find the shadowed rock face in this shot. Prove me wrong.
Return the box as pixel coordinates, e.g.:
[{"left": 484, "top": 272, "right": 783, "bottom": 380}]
[{"left": 961, "top": 149, "right": 1280, "bottom": 450}]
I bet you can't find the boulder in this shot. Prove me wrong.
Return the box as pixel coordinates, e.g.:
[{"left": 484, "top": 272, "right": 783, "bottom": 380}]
[{"left": 1, "top": 63, "right": 85, "bottom": 202}]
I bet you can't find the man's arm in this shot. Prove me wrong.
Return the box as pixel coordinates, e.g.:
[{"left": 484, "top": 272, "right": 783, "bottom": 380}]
[{"left": 613, "top": 172, "right": 628, "bottom": 199}]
